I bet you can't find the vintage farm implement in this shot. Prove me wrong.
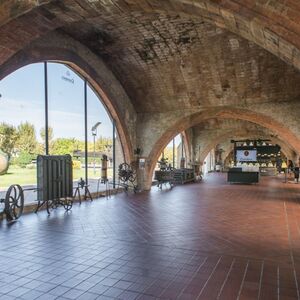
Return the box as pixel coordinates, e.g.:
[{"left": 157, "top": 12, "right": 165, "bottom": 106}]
[
  {"left": 35, "top": 154, "right": 73, "bottom": 214},
  {"left": 0, "top": 184, "right": 24, "bottom": 221},
  {"left": 118, "top": 162, "right": 138, "bottom": 193},
  {"left": 0, "top": 154, "right": 74, "bottom": 221},
  {"left": 154, "top": 157, "right": 175, "bottom": 189}
]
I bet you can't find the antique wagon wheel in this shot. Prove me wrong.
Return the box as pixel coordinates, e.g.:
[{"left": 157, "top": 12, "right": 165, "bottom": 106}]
[
  {"left": 128, "top": 168, "right": 137, "bottom": 183},
  {"left": 4, "top": 184, "right": 24, "bottom": 221},
  {"left": 118, "top": 163, "right": 131, "bottom": 182}
]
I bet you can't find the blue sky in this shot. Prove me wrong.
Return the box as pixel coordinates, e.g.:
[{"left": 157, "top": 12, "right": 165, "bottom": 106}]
[
  {"left": 0, "top": 62, "right": 182, "bottom": 148},
  {"left": 0, "top": 62, "right": 113, "bottom": 141}
]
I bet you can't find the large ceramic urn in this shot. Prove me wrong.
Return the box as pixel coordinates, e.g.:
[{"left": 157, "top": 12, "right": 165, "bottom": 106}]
[{"left": 0, "top": 151, "right": 9, "bottom": 175}]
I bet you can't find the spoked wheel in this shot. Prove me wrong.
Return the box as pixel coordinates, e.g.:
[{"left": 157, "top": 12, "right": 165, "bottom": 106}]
[
  {"left": 118, "top": 163, "right": 131, "bottom": 182},
  {"left": 128, "top": 169, "right": 137, "bottom": 184},
  {"left": 118, "top": 163, "right": 138, "bottom": 193},
  {"left": 4, "top": 184, "right": 24, "bottom": 221}
]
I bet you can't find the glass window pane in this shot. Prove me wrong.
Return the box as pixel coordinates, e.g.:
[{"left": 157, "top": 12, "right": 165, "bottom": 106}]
[
  {"left": 174, "top": 134, "right": 181, "bottom": 168},
  {"left": 48, "top": 63, "right": 85, "bottom": 182},
  {"left": 87, "top": 84, "right": 113, "bottom": 194},
  {"left": 0, "top": 63, "right": 45, "bottom": 204},
  {"left": 153, "top": 134, "right": 182, "bottom": 182}
]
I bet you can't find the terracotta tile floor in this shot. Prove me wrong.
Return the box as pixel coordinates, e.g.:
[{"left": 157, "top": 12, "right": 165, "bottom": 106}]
[{"left": 0, "top": 173, "right": 300, "bottom": 299}]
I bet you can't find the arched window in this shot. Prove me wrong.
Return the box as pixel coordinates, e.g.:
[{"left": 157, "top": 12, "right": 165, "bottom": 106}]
[
  {"left": 155, "top": 133, "right": 184, "bottom": 170},
  {"left": 0, "top": 62, "right": 124, "bottom": 205}
]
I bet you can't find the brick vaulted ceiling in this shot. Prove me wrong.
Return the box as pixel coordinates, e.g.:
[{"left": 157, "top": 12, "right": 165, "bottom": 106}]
[
  {"left": 190, "top": 118, "right": 296, "bottom": 161},
  {"left": 192, "top": 118, "right": 288, "bottom": 153},
  {"left": 1, "top": 1, "right": 300, "bottom": 115},
  {"left": 193, "top": 118, "right": 273, "bottom": 133},
  {"left": 62, "top": 14, "right": 300, "bottom": 112}
]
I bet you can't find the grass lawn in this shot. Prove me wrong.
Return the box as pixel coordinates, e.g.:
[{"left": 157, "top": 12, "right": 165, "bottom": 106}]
[{"left": 0, "top": 166, "right": 113, "bottom": 189}]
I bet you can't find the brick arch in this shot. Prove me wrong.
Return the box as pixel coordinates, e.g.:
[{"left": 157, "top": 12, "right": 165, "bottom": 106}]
[
  {"left": 199, "top": 130, "right": 267, "bottom": 163},
  {"left": 170, "top": 0, "right": 300, "bottom": 70},
  {"left": 215, "top": 109, "right": 300, "bottom": 153},
  {"left": 144, "top": 1, "right": 300, "bottom": 71},
  {"left": 2, "top": 1, "right": 300, "bottom": 72},
  {"left": 0, "top": 1, "right": 40, "bottom": 26},
  {"left": 146, "top": 107, "right": 300, "bottom": 189},
  {"left": 155, "top": 131, "right": 190, "bottom": 167},
  {"left": 181, "top": 131, "right": 191, "bottom": 163},
  {"left": 0, "top": 32, "right": 136, "bottom": 163},
  {"left": 199, "top": 131, "right": 295, "bottom": 164}
]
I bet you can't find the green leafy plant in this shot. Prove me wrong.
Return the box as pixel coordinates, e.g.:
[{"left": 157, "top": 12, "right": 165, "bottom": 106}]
[{"left": 13, "top": 152, "right": 35, "bottom": 168}]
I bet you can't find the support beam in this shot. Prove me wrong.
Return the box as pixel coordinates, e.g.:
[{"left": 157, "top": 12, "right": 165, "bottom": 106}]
[{"left": 44, "top": 61, "right": 49, "bottom": 155}]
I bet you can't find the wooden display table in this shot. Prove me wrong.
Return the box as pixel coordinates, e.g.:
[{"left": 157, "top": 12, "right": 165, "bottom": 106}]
[{"left": 173, "top": 168, "right": 195, "bottom": 184}]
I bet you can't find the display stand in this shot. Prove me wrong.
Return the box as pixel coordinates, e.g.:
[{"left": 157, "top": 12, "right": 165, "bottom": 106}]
[
  {"left": 227, "top": 168, "right": 259, "bottom": 184},
  {"left": 229, "top": 139, "right": 282, "bottom": 184}
]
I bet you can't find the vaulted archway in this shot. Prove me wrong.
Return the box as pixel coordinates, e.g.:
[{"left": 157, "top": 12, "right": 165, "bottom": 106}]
[
  {"left": 145, "top": 107, "right": 300, "bottom": 189},
  {"left": 0, "top": 31, "right": 136, "bottom": 164}
]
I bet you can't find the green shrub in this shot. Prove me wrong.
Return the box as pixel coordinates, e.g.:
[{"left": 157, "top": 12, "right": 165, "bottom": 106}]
[{"left": 14, "top": 152, "right": 35, "bottom": 168}]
